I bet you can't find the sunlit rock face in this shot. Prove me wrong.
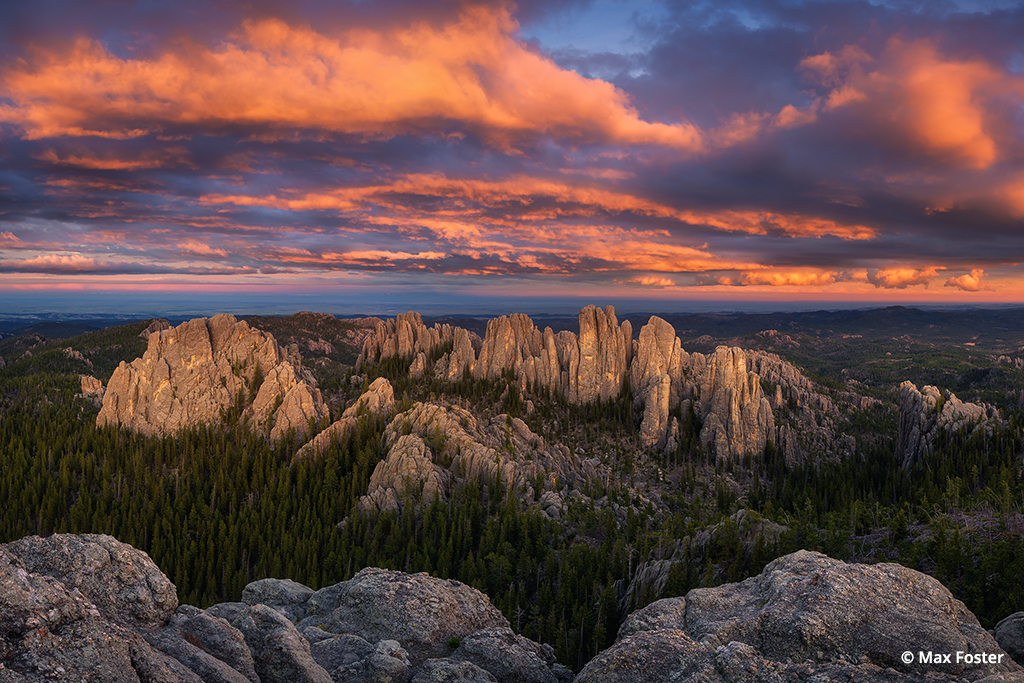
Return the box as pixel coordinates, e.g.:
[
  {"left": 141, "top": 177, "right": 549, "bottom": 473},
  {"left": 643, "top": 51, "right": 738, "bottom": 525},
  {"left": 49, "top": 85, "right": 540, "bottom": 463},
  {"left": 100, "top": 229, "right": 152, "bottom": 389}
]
[
  {"left": 358, "top": 400, "right": 596, "bottom": 515},
  {"left": 97, "top": 314, "right": 327, "bottom": 441}
]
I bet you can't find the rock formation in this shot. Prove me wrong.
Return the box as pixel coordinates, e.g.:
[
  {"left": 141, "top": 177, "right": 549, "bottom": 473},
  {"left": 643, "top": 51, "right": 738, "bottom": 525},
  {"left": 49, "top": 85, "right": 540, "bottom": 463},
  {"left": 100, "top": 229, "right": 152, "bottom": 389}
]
[
  {"left": 358, "top": 401, "right": 596, "bottom": 515},
  {"left": 3, "top": 534, "right": 1023, "bottom": 683},
  {"left": 581, "top": 550, "right": 1020, "bottom": 683},
  {"left": 139, "top": 318, "right": 172, "bottom": 339},
  {"left": 627, "top": 315, "right": 776, "bottom": 459},
  {"left": 357, "top": 312, "right": 465, "bottom": 366},
  {"left": 472, "top": 306, "right": 631, "bottom": 405},
  {"left": 0, "top": 534, "right": 189, "bottom": 682},
  {"left": 697, "top": 346, "right": 774, "bottom": 460},
  {"left": 995, "top": 612, "right": 1024, "bottom": 667},
  {"left": 347, "top": 306, "right": 864, "bottom": 462},
  {"left": 97, "top": 314, "right": 328, "bottom": 442},
  {"left": 896, "top": 381, "right": 1001, "bottom": 467},
  {"left": 0, "top": 533, "right": 574, "bottom": 683},
  {"left": 79, "top": 373, "right": 105, "bottom": 406},
  {"left": 296, "top": 378, "right": 395, "bottom": 459}
]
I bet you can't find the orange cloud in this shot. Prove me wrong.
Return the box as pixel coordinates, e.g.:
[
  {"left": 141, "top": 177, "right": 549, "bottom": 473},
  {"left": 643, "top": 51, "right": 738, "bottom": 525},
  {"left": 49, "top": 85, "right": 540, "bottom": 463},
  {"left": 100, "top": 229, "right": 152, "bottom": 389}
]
[
  {"left": 627, "top": 276, "right": 676, "bottom": 287},
  {"left": 35, "top": 146, "right": 192, "bottom": 170},
  {"left": 0, "top": 7, "right": 702, "bottom": 151},
  {"left": 867, "top": 266, "right": 942, "bottom": 289},
  {"left": 944, "top": 269, "right": 985, "bottom": 292},
  {"left": 2, "top": 253, "right": 101, "bottom": 272},
  {"left": 803, "top": 38, "right": 1022, "bottom": 169},
  {"left": 201, "top": 173, "right": 877, "bottom": 240},
  {"left": 739, "top": 270, "right": 838, "bottom": 287}
]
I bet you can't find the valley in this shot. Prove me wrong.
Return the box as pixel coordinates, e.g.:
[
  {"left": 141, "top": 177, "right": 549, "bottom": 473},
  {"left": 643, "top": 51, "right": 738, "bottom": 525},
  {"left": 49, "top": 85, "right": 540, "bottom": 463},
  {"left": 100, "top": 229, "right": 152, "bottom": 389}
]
[{"left": 1, "top": 305, "right": 1024, "bottom": 680}]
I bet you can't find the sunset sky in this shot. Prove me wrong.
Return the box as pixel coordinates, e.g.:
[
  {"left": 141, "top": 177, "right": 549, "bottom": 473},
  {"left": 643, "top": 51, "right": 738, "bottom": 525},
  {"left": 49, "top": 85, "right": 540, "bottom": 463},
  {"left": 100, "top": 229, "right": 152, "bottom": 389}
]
[{"left": 1, "top": 0, "right": 1023, "bottom": 313}]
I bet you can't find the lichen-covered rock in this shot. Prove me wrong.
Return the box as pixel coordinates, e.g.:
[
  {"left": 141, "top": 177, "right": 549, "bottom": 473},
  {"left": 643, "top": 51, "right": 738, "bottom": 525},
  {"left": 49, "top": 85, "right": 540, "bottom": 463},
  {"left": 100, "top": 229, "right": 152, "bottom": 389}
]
[
  {"left": 241, "top": 577, "right": 314, "bottom": 622},
  {"left": 450, "top": 627, "right": 558, "bottom": 683},
  {"left": 98, "top": 314, "right": 328, "bottom": 442},
  {"left": 147, "top": 615, "right": 255, "bottom": 683},
  {"left": 0, "top": 543, "right": 189, "bottom": 683},
  {"left": 410, "top": 658, "right": 498, "bottom": 683},
  {"left": 174, "top": 607, "right": 259, "bottom": 683},
  {"left": 995, "top": 612, "right": 1024, "bottom": 667},
  {"left": 5, "top": 533, "right": 176, "bottom": 627},
  {"left": 331, "top": 639, "right": 412, "bottom": 683},
  {"left": 307, "top": 632, "right": 374, "bottom": 672},
  {"left": 897, "top": 381, "right": 1001, "bottom": 467},
  {"left": 297, "top": 568, "right": 508, "bottom": 665},
  {"left": 601, "top": 550, "right": 1019, "bottom": 682},
  {"left": 221, "top": 603, "right": 333, "bottom": 683}
]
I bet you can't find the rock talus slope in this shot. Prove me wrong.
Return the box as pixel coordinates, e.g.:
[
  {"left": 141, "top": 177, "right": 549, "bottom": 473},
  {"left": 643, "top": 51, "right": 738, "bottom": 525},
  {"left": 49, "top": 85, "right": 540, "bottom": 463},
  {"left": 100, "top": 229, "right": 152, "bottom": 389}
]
[{"left": 97, "top": 314, "right": 328, "bottom": 441}]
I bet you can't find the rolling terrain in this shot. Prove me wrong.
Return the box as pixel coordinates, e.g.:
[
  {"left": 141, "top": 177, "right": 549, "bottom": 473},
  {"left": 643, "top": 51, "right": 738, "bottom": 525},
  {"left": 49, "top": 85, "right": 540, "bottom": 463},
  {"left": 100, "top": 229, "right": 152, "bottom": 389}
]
[{"left": 1, "top": 305, "right": 1023, "bottom": 677}]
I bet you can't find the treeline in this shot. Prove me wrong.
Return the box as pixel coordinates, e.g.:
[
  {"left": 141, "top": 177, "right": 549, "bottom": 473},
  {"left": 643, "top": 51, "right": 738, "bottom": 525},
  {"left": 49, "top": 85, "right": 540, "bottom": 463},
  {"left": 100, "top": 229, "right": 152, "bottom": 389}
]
[{"left": 0, "top": 371, "right": 663, "bottom": 670}]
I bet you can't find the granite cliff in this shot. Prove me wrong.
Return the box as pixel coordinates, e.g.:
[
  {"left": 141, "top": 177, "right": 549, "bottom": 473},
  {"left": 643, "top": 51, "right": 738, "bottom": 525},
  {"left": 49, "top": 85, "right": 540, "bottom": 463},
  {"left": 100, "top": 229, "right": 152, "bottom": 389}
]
[
  {"left": 356, "top": 307, "right": 854, "bottom": 462},
  {"left": 97, "top": 314, "right": 328, "bottom": 442}
]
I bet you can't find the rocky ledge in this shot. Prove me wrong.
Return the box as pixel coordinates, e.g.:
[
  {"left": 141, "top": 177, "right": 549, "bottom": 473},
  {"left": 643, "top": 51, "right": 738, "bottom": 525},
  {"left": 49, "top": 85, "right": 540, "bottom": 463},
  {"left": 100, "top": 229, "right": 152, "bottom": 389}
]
[
  {"left": 582, "top": 550, "right": 1022, "bottom": 683},
  {"left": 97, "top": 314, "right": 328, "bottom": 442},
  {"left": 2, "top": 535, "right": 1023, "bottom": 683}
]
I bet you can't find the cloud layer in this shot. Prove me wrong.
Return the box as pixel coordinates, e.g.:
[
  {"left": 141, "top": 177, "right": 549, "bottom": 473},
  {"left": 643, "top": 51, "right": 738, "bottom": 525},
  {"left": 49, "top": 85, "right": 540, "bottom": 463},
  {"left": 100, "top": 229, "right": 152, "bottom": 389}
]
[{"left": 1, "top": 0, "right": 1023, "bottom": 303}]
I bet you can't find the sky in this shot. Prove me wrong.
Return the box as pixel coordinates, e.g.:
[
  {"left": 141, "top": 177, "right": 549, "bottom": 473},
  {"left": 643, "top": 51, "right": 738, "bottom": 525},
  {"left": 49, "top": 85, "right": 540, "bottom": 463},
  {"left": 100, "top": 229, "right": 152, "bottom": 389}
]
[{"left": 1, "top": 0, "right": 1023, "bottom": 314}]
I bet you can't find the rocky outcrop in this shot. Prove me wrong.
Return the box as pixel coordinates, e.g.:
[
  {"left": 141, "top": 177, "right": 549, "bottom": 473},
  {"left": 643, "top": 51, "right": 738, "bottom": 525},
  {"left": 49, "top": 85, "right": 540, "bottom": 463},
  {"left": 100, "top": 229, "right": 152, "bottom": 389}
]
[
  {"left": 296, "top": 378, "right": 395, "bottom": 459},
  {"left": 450, "top": 627, "right": 571, "bottom": 683},
  {"left": 358, "top": 401, "right": 596, "bottom": 514},
  {"left": 697, "top": 346, "right": 774, "bottom": 460},
  {"left": 140, "top": 318, "right": 172, "bottom": 339},
  {"left": 296, "top": 568, "right": 508, "bottom": 665},
  {"left": 896, "top": 381, "right": 1001, "bottom": 467},
  {"left": 5, "top": 533, "right": 177, "bottom": 627},
  {"left": 79, "top": 373, "right": 105, "bottom": 405},
  {"left": 473, "top": 306, "right": 631, "bottom": 405},
  {"left": 97, "top": 314, "right": 328, "bottom": 442},
  {"left": 0, "top": 533, "right": 572, "bottom": 683},
  {"left": 995, "top": 612, "right": 1024, "bottom": 667},
  {"left": 357, "top": 312, "right": 464, "bottom": 366},
  {"left": 586, "top": 550, "right": 1020, "bottom": 683},
  {"left": 0, "top": 534, "right": 190, "bottom": 682},
  {"left": 627, "top": 316, "right": 775, "bottom": 459}
]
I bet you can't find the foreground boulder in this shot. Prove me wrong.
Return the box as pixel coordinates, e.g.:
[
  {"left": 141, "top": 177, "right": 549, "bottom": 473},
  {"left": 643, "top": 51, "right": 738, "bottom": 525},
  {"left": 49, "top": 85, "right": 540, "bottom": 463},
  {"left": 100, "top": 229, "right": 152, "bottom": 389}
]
[
  {"left": 296, "top": 567, "right": 508, "bottom": 665},
  {"left": 98, "top": 314, "right": 328, "bottom": 442},
  {"left": 0, "top": 534, "right": 191, "bottom": 682},
  {"left": 585, "top": 550, "right": 1020, "bottom": 682}
]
